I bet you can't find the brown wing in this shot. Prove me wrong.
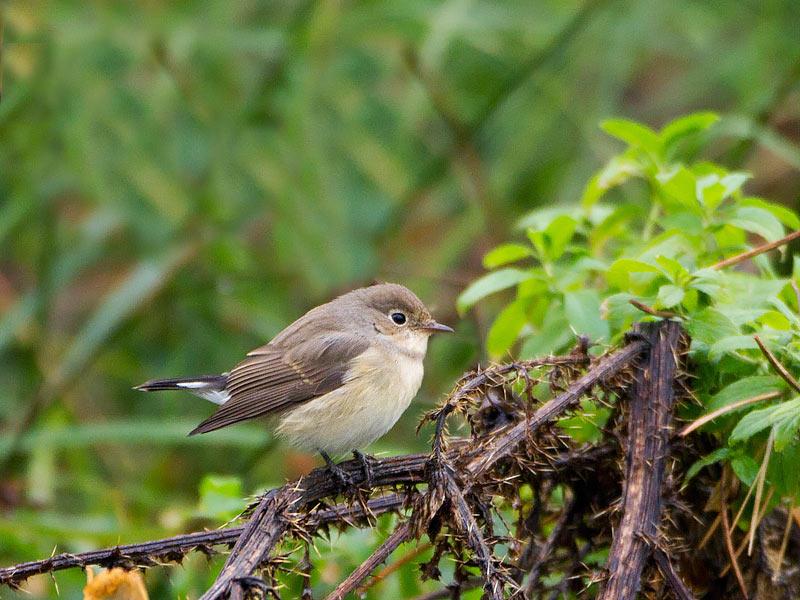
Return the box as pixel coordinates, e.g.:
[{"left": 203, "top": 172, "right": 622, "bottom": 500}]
[{"left": 188, "top": 333, "right": 369, "bottom": 435}]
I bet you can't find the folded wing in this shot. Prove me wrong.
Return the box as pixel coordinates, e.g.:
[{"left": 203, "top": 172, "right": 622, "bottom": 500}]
[{"left": 188, "top": 333, "right": 369, "bottom": 435}]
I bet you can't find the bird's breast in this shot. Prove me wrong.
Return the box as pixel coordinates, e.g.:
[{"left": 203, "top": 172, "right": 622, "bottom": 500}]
[{"left": 275, "top": 344, "right": 424, "bottom": 455}]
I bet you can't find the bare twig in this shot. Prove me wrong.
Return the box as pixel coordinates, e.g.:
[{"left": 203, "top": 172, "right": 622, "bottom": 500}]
[
  {"left": 629, "top": 299, "right": 678, "bottom": 319},
  {"left": 679, "top": 391, "right": 781, "bottom": 437},
  {"left": 596, "top": 321, "right": 685, "bottom": 600},
  {"left": 652, "top": 548, "right": 697, "bottom": 600},
  {"left": 521, "top": 494, "right": 577, "bottom": 596},
  {"left": 754, "top": 335, "right": 800, "bottom": 393},
  {"left": 1, "top": 336, "right": 649, "bottom": 598},
  {"left": 721, "top": 504, "right": 749, "bottom": 599},
  {"left": 325, "top": 522, "right": 412, "bottom": 600},
  {"left": 356, "top": 541, "right": 432, "bottom": 596},
  {"left": 0, "top": 493, "right": 406, "bottom": 586},
  {"left": 710, "top": 230, "right": 800, "bottom": 271},
  {"left": 464, "top": 338, "right": 647, "bottom": 477}
]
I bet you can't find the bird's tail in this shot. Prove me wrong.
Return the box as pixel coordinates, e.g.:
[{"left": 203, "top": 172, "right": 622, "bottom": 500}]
[{"left": 134, "top": 374, "right": 229, "bottom": 405}]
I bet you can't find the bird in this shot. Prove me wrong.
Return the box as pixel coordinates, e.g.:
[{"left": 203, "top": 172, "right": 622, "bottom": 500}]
[{"left": 135, "top": 283, "right": 453, "bottom": 483}]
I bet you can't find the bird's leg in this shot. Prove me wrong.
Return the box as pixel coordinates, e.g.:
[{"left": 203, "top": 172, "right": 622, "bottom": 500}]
[
  {"left": 352, "top": 449, "right": 376, "bottom": 488},
  {"left": 319, "top": 450, "right": 353, "bottom": 490}
]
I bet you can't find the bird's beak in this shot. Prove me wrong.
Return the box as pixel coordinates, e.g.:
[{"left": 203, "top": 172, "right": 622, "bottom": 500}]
[{"left": 421, "top": 320, "right": 454, "bottom": 334}]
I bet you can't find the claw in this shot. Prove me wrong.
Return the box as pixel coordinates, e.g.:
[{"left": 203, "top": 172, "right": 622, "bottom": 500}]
[
  {"left": 320, "top": 450, "right": 353, "bottom": 491},
  {"left": 352, "top": 449, "right": 376, "bottom": 488}
]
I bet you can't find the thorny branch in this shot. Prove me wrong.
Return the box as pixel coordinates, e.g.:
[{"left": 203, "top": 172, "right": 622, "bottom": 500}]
[
  {"left": 597, "top": 321, "right": 685, "bottom": 600},
  {"left": 8, "top": 323, "right": 783, "bottom": 599}
]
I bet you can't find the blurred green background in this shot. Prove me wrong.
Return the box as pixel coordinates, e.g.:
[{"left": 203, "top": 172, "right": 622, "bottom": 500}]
[{"left": 1, "top": 1, "right": 798, "bottom": 597}]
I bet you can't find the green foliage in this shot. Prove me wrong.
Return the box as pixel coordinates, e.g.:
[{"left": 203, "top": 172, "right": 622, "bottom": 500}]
[
  {"left": 2, "top": 0, "right": 800, "bottom": 597},
  {"left": 460, "top": 112, "right": 800, "bottom": 510}
]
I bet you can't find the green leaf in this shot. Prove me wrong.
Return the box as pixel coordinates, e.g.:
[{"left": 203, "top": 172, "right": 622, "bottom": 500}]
[
  {"left": 581, "top": 156, "right": 641, "bottom": 209},
  {"left": 520, "top": 304, "right": 572, "bottom": 357},
  {"left": 545, "top": 215, "right": 578, "bottom": 260},
  {"left": 740, "top": 197, "right": 800, "bottom": 230},
  {"left": 600, "top": 293, "right": 640, "bottom": 333},
  {"left": 660, "top": 112, "right": 719, "bottom": 153},
  {"left": 656, "top": 284, "right": 684, "bottom": 308},
  {"left": 685, "top": 447, "right": 730, "bottom": 484},
  {"left": 654, "top": 255, "right": 691, "bottom": 283},
  {"left": 457, "top": 268, "right": 532, "bottom": 314},
  {"left": 731, "top": 454, "right": 760, "bottom": 486},
  {"left": 601, "top": 119, "right": 660, "bottom": 154},
  {"left": 730, "top": 397, "right": 800, "bottom": 448},
  {"left": 708, "top": 335, "right": 759, "bottom": 361},
  {"left": 487, "top": 299, "right": 529, "bottom": 358},
  {"left": 707, "top": 376, "right": 784, "bottom": 412},
  {"left": 655, "top": 167, "right": 702, "bottom": 214},
  {"left": 483, "top": 243, "right": 533, "bottom": 268},
  {"left": 768, "top": 440, "right": 800, "bottom": 497},
  {"left": 730, "top": 205, "right": 785, "bottom": 241},
  {"left": 606, "top": 258, "right": 663, "bottom": 291},
  {"left": 686, "top": 307, "right": 739, "bottom": 345},
  {"left": 696, "top": 174, "right": 728, "bottom": 211},
  {"left": 564, "top": 290, "right": 609, "bottom": 342}
]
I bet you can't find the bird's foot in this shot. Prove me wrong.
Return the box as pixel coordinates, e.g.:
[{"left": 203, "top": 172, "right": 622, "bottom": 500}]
[
  {"left": 320, "top": 450, "right": 353, "bottom": 491},
  {"left": 352, "top": 449, "right": 377, "bottom": 488}
]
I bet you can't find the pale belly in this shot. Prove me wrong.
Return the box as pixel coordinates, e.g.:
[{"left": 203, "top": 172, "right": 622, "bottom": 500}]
[{"left": 275, "top": 345, "right": 424, "bottom": 456}]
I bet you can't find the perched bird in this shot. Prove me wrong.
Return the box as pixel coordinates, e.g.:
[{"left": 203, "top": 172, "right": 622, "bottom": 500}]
[{"left": 135, "top": 283, "right": 452, "bottom": 480}]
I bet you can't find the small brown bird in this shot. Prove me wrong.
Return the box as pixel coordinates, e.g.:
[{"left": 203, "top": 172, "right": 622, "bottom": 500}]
[{"left": 136, "top": 283, "right": 452, "bottom": 474}]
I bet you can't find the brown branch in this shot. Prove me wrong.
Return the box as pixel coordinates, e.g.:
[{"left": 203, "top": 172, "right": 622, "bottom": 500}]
[
  {"left": 521, "top": 494, "right": 577, "bottom": 596},
  {"left": 710, "top": 229, "right": 800, "bottom": 271},
  {"left": 629, "top": 299, "right": 678, "bottom": 319},
  {"left": 679, "top": 391, "right": 781, "bottom": 437},
  {"left": 0, "top": 493, "right": 406, "bottom": 587},
  {"left": 754, "top": 334, "right": 800, "bottom": 393},
  {"left": 721, "top": 504, "right": 749, "bottom": 599},
  {"left": 443, "top": 471, "right": 504, "bottom": 600},
  {"left": 652, "top": 548, "right": 697, "bottom": 600},
  {"left": 199, "top": 337, "right": 644, "bottom": 599},
  {"left": 324, "top": 522, "right": 412, "bottom": 600},
  {"left": 596, "top": 321, "right": 685, "bottom": 600},
  {"left": 463, "top": 337, "right": 647, "bottom": 478},
  {"left": 1, "top": 337, "right": 646, "bottom": 597},
  {"left": 355, "top": 541, "right": 432, "bottom": 596}
]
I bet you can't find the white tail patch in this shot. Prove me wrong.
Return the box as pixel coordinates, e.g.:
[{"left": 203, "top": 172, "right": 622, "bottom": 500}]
[
  {"left": 177, "top": 381, "right": 230, "bottom": 405},
  {"left": 177, "top": 381, "right": 210, "bottom": 389}
]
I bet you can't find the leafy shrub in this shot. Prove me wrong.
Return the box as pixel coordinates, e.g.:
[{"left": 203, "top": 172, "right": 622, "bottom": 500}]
[{"left": 459, "top": 112, "right": 800, "bottom": 512}]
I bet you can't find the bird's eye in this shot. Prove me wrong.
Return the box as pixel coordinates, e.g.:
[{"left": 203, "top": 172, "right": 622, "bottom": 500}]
[{"left": 391, "top": 312, "right": 407, "bottom": 325}]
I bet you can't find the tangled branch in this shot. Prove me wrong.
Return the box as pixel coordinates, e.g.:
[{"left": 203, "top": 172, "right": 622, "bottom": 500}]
[{"left": 7, "top": 323, "right": 766, "bottom": 599}]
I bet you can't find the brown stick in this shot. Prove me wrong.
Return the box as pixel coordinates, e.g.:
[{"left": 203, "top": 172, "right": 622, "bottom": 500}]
[
  {"left": 596, "top": 321, "right": 684, "bottom": 600},
  {"left": 355, "top": 541, "right": 432, "bottom": 595},
  {"left": 2, "top": 339, "right": 645, "bottom": 596},
  {"left": 0, "top": 493, "right": 406, "bottom": 586},
  {"left": 443, "top": 471, "right": 504, "bottom": 600},
  {"left": 652, "top": 549, "right": 697, "bottom": 600},
  {"left": 464, "top": 338, "right": 647, "bottom": 477},
  {"left": 754, "top": 335, "right": 800, "bottom": 393},
  {"left": 521, "top": 495, "right": 577, "bottom": 596},
  {"left": 721, "top": 504, "right": 749, "bottom": 598},
  {"left": 629, "top": 299, "right": 678, "bottom": 319},
  {"left": 679, "top": 391, "right": 781, "bottom": 437},
  {"left": 710, "top": 229, "right": 800, "bottom": 270},
  {"left": 324, "top": 522, "right": 412, "bottom": 600}
]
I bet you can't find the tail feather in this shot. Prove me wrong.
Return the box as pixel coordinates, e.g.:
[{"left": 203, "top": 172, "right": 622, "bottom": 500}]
[{"left": 135, "top": 375, "right": 229, "bottom": 405}]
